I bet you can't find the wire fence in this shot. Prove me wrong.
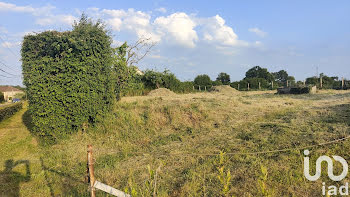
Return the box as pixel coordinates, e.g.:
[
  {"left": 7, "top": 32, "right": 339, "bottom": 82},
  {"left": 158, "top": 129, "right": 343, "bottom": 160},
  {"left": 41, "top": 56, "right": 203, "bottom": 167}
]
[{"left": 92, "top": 134, "right": 350, "bottom": 158}]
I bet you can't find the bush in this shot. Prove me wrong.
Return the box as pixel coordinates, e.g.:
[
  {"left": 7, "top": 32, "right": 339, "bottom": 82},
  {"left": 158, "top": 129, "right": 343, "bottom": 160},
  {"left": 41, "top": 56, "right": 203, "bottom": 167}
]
[
  {"left": 0, "top": 92, "right": 4, "bottom": 103},
  {"left": 21, "top": 15, "right": 114, "bottom": 138},
  {"left": 290, "top": 87, "right": 310, "bottom": 94},
  {"left": 194, "top": 74, "right": 212, "bottom": 87},
  {"left": 231, "top": 78, "right": 270, "bottom": 91},
  {"left": 0, "top": 102, "right": 23, "bottom": 122}
]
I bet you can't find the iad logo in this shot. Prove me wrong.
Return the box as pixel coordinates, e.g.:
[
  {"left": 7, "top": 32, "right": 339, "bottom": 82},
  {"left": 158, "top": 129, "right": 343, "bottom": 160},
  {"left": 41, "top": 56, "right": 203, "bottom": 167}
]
[
  {"left": 303, "top": 149, "right": 349, "bottom": 196},
  {"left": 303, "top": 149, "right": 348, "bottom": 181}
]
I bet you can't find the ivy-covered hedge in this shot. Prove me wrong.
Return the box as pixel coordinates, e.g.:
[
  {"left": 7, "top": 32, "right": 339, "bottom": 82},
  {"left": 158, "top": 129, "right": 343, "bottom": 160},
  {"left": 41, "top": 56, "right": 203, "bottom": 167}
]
[
  {"left": 21, "top": 16, "right": 114, "bottom": 138},
  {"left": 0, "top": 102, "right": 23, "bottom": 122}
]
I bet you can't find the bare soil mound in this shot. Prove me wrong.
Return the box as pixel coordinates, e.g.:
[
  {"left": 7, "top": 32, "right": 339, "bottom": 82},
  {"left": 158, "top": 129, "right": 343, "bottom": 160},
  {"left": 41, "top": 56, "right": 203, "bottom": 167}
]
[
  {"left": 147, "top": 88, "right": 176, "bottom": 97},
  {"left": 210, "top": 85, "right": 239, "bottom": 94}
]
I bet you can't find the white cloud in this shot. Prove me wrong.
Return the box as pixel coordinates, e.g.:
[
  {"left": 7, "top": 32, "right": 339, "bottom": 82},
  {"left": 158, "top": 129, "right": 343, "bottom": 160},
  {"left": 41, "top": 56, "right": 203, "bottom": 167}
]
[
  {"left": 155, "top": 7, "right": 167, "bottom": 13},
  {"left": 103, "top": 8, "right": 161, "bottom": 42},
  {"left": 0, "top": 2, "right": 54, "bottom": 16},
  {"left": 89, "top": 8, "right": 255, "bottom": 49},
  {"left": 1, "top": 41, "right": 20, "bottom": 48},
  {"left": 0, "top": 2, "right": 36, "bottom": 13},
  {"left": 36, "top": 14, "right": 78, "bottom": 26},
  {"left": 248, "top": 27, "right": 267, "bottom": 37},
  {"left": 149, "top": 54, "right": 163, "bottom": 59},
  {"left": 154, "top": 12, "right": 198, "bottom": 48},
  {"left": 201, "top": 15, "right": 246, "bottom": 47},
  {"left": 0, "top": 2, "right": 75, "bottom": 26},
  {"left": 112, "top": 39, "right": 124, "bottom": 47}
]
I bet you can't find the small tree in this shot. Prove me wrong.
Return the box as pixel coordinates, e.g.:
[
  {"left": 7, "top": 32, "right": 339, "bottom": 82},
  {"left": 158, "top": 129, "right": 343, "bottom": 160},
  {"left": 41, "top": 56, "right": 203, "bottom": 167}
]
[
  {"left": 272, "top": 70, "right": 288, "bottom": 83},
  {"left": 194, "top": 74, "right": 212, "bottom": 87},
  {"left": 216, "top": 72, "right": 230, "bottom": 85},
  {"left": 245, "top": 66, "right": 274, "bottom": 82}
]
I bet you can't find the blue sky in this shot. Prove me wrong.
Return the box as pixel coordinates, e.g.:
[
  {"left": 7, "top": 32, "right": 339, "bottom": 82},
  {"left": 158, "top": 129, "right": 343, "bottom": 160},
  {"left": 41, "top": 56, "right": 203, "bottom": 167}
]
[{"left": 0, "top": 0, "right": 349, "bottom": 85}]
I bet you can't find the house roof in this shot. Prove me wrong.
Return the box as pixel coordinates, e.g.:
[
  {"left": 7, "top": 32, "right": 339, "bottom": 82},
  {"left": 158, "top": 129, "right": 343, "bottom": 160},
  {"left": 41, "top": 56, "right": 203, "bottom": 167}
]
[{"left": 0, "top": 86, "right": 23, "bottom": 93}]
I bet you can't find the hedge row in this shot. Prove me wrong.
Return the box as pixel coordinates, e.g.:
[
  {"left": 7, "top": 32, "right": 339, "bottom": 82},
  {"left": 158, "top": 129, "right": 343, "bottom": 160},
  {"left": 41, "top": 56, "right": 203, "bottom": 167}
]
[
  {"left": 0, "top": 102, "right": 23, "bottom": 122},
  {"left": 21, "top": 16, "right": 114, "bottom": 138}
]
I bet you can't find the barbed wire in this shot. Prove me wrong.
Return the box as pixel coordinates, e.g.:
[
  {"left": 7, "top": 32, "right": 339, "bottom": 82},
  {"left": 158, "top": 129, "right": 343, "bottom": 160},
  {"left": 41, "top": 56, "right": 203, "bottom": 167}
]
[{"left": 92, "top": 134, "right": 350, "bottom": 158}]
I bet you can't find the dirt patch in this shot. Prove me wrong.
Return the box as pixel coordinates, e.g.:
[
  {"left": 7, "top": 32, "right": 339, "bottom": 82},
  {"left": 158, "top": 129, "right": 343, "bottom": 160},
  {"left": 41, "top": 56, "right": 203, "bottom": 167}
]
[
  {"left": 210, "top": 85, "right": 239, "bottom": 94},
  {"left": 147, "top": 88, "right": 176, "bottom": 97}
]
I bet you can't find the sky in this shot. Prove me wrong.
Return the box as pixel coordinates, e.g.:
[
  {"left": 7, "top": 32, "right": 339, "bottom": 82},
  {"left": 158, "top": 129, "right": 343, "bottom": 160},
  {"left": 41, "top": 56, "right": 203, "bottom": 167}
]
[{"left": 0, "top": 0, "right": 349, "bottom": 86}]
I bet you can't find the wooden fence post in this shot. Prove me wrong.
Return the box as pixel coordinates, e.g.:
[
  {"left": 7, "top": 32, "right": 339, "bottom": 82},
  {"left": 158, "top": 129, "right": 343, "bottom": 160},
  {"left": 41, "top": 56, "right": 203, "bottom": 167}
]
[
  {"left": 247, "top": 83, "right": 250, "bottom": 91},
  {"left": 342, "top": 77, "right": 344, "bottom": 89},
  {"left": 238, "top": 84, "right": 240, "bottom": 90},
  {"left": 320, "top": 76, "right": 323, "bottom": 88},
  {"left": 258, "top": 82, "right": 261, "bottom": 90},
  {"left": 271, "top": 81, "right": 273, "bottom": 89},
  {"left": 87, "top": 145, "right": 95, "bottom": 197},
  {"left": 287, "top": 80, "right": 289, "bottom": 87},
  {"left": 199, "top": 85, "right": 201, "bottom": 91},
  {"left": 205, "top": 86, "right": 207, "bottom": 91}
]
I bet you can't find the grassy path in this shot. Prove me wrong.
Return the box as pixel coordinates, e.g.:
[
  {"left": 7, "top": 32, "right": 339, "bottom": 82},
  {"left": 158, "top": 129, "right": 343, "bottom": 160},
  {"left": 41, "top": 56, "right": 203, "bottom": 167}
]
[{"left": 0, "top": 103, "right": 51, "bottom": 197}]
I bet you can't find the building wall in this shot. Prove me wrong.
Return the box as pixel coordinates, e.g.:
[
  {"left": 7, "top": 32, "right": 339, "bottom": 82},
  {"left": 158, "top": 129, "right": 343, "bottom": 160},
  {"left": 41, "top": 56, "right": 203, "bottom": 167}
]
[{"left": 3, "top": 91, "right": 24, "bottom": 102}]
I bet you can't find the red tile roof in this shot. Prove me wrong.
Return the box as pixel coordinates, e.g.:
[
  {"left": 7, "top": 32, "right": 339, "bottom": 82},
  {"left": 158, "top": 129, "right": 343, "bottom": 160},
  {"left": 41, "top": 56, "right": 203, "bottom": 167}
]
[{"left": 0, "top": 86, "right": 23, "bottom": 92}]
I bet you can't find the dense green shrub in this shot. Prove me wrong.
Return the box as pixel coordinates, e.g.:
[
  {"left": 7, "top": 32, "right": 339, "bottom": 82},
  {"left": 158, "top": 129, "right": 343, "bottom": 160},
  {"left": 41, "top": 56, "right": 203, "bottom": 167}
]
[
  {"left": 290, "top": 86, "right": 311, "bottom": 94},
  {"left": 21, "top": 16, "right": 114, "bottom": 138},
  {"left": 231, "top": 78, "right": 270, "bottom": 91},
  {"left": 194, "top": 74, "right": 212, "bottom": 87},
  {"left": 0, "top": 92, "right": 4, "bottom": 103},
  {"left": 0, "top": 102, "right": 22, "bottom": 122},
  {"left": 216, "top": 72, "right": 230, "bottom": 85},
  {"left": 141, "top": 70, "right": 189, "bottom": 93}
]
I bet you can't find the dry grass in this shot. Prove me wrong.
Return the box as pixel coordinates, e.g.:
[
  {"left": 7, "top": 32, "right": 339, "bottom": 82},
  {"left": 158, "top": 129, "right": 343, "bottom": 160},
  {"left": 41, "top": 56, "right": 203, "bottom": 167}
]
[
  {"left": 1, "top": 90, "right": 350, "bottom": 196},
  {"left": 147, "top": 88, "right": 176, "bottom": 97}
]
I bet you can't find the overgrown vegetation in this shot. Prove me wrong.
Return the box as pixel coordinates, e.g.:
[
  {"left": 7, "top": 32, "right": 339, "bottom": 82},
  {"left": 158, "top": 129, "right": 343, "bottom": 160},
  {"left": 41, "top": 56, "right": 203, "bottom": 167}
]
[
  {"left": 21, "top": 15, "right": 114, "bottom": 139},
  {"left": 2, "top": 90, "right": 349, "bottom": 196},
  {"left": 0, "top": 102, "right": 22, "bottom": 122},
  {"left": 0, "top": 91, "right": 4, "bottom": 103}
]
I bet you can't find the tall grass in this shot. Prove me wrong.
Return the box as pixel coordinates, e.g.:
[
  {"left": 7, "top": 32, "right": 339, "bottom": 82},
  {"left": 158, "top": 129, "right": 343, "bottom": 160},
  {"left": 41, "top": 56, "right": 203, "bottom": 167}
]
[{"left": 1, "top": 90, "right": 350, "bottom": 196}]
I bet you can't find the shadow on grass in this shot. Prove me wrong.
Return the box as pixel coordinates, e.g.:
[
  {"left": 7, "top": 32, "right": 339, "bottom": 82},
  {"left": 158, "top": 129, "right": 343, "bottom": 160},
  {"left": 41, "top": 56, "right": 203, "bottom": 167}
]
[
  {"left": 0, "top": 159, "right": 31, "bottom": 196},
  {"left": 22, "top": 110, "right": 56, "bottom": 146},
  {"left": 22, "top": 111, "right": 87, "bottom": 195},
  {"left": 22, "top": 110, "right": 34, "bottom": 132},
  {"left": 39, "top": 157, "right": 87, "bottom": 196}
]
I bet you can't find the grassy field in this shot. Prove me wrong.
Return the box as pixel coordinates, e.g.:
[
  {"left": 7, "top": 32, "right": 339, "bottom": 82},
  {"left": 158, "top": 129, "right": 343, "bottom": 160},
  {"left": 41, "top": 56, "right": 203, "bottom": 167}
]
[{"left": 1, "top": 89, "right": 350, "bottom": 196}]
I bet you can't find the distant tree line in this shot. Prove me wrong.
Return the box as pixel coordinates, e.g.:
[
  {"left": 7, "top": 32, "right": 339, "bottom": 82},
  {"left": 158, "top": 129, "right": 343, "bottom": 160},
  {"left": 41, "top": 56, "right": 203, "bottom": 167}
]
[{"left": 19, "top": 14, "right": 349, "bottom": 140}]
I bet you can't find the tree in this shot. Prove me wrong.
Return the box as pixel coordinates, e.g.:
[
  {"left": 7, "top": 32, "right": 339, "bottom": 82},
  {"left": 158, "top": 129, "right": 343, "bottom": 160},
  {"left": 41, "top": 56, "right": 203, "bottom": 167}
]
[
  {"left": 272, "top": 70, "right": 288, "bottom": 83},
  {"left": 123, "top": 37, "right": 156, "bottom": 66},
  {"left": 216, "top": 72, "right": 230, "bottom": 85},
  {"left": 112, "top": 42, "right": 144, "bottom": 99},
  {"left": 142, "top": 70, "right": 164, "bottom": 89},
  {"left": 194, "top": 74, "right": 212, "bottom": 86},
  {"left": 141, "top": 69, "right": 182, "bottom": 92},
  {"left": 245, "top": 66, "right": 274, "bottom": 82}
]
